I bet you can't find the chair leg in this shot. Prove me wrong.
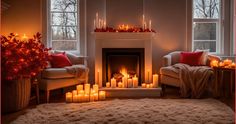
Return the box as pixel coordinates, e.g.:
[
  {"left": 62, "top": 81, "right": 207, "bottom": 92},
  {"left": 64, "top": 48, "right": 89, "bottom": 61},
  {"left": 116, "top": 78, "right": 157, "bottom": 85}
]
[
  {"left": 161, "top": 84, "right": 166, "bottom": 96},
  {"left": 46, "top": 90, "right": 50, "bottom": 103}
]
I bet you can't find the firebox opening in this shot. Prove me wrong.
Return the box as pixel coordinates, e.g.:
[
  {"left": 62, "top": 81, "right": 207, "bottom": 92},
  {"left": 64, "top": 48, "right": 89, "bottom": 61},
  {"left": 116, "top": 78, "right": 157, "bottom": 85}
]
[{"left": 102, "top": 48, "right": 144, "bottom": 87}]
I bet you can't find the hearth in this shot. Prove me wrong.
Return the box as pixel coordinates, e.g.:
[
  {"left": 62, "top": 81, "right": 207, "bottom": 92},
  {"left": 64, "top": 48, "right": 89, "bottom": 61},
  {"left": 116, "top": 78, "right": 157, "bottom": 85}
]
[{"left": 102, "top": 48, "right": 144, "bottom": 87}]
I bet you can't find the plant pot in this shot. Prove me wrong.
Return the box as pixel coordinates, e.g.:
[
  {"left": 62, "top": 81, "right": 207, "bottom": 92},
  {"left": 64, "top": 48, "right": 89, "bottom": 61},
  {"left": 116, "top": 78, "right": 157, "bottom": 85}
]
[{"left": 2, "top": 78, "right": 31, "bottom": 113}]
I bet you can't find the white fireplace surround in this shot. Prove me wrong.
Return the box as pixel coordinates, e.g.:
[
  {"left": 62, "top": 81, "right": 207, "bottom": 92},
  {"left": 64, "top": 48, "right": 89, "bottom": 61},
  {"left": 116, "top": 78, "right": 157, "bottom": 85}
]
[{"left": 94, "top": 32, "right": 155, "bottom": 88}]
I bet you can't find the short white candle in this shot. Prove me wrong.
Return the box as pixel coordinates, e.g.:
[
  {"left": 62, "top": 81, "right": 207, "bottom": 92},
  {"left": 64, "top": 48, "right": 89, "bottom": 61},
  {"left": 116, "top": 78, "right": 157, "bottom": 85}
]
[
  {"left": 65, "top": 92, "right": 72, "bottom": 103},
  {"left": 85, "top": 83, "right": 90, "bottom": 94},
  {"left": 111, "top": 78, "right": 117, "bottom": 88},
  {"left": 150, "top": 83, "right": 153, "bottom": 88},
  {"left": 76, "top": 85, "right": 83, "bottom": 92},
  {"left": 118, "top": 82, "right": 123, "bottom": 88},
  {"left": 142, "top": 83, "right": 146, "bottom": 88},
  {"left": 72, "top": 90, "right": 77, "bottom": 96},
  {"left": 106, "top": 82, "right": 110, "bottom": 88},
  {"left": 78, "top": 90, "right": 85, "bottom": 95},
  {"left": 153, "top": 74, "right": 159, "bottom": 88},
  {"left": 99, "top": 91, "right": 106, "bottom": 100},
  {"left": 146, "top": 84, "right": 150, "bottom": 88}
]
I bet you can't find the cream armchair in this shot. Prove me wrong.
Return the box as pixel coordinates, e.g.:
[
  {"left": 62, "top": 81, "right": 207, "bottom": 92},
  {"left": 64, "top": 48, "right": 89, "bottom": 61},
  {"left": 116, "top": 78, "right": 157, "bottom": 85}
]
[
  {"left": 160, "top": 51, "right": 220, "bottom": 94},
  {"left": 39, "top": 52, "right": 89, "bottom": 103}
]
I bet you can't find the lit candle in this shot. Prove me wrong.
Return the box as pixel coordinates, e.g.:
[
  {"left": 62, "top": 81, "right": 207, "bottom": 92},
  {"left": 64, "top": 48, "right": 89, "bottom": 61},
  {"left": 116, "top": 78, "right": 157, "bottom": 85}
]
[
  {"left": 144, "top": 21, "right": 147, "bottom": 30},
  {"left": 111, "top": 78, "right": 117, "bottom": 88},
  {"left": 78, "top": 90, "right": 85, "bottom": 95},
  {"left": 210, "top": 60, "right": 219, "bottom": 67},
  {"left": 21, "top": 34, "right": 28, "bottom": 41},
  {"left": 94, "top": 19, "right": 96, "bottom": 29},
  {"left": 104, "top": 21, "right": 106, "bottom": 28},
  {"left": 133, "top": 75, "right": 138, "bottom": 88},
  {"left": 85, "top": 83, "right": 90, "bottom": 94},
  {"left": 149, "top": 20, "right": 152, "bottom": 30},
  {"left": 118, "top": 82, "right": 123, "bottom": 88},
  {"left": 106, "top": 82, "right": 110, "bottom": 88},
  {"left": 150, "top": 83, "right": 153, "bottom": 88},
  {"left": 142, "top": 83, "right": 146, "bottom": 88},
  {"left": 76, "top": 85, "right": 83, "bottom": 92},
  {"left": 99, "top": 19, "right": 101, "bottom": 29},
  {"left": 153, "top": 74, "right": 158, "bottom": 88},
  {"left": 94, "top": 93, "right": 99, "bottom": 101},
  {"left": 128, "top": 78, "right": 133, "bottom": 88},
  {"left": 84, "top": 94, "right": 89, "bottom": 102},
  {"left": 142, "top": 14, "right": 145, "bottom": 29},
  {"left": 97, "top": 70, "right": 100, "bottom": 84},
  {"left": 90, "top": 94, "right": 95, "bottom": 102},
  {"left": 223, "top": 59, "right": 232, "bottom": 66},
  {"left": 65, "top": 92, "right": 72, "bottom": 103},
  {"left": 78, "top": 94, "right": 84, "bottom": 102},
  {"left": 96, "top": 12, "right": 98, "bottom": 28},
  {"left": 147, "top": 70, "right": 150, "bottom": 83},
  {"left": 99, "top": 91, "right": 106, "bottom": 100},
  {"left": 146, "top": 84, "right": 150, "bottom": 88},
  {"left": 93, "top": 84, "right": 99, "bottom": 93},
  {"left": 73, "top": 94, "right": 79, "bottom": 103},
  {"left": 72, "top": 90, "right": 77, "bottom": 96},
  {"left": 122, "top": 76, "right": 128, "bottom": 88}
]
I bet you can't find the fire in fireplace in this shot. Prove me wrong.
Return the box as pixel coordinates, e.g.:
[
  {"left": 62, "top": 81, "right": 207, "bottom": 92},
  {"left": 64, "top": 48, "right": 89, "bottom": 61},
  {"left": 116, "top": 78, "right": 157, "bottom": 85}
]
[{"left": 102, "top": 48, "right": 144, "bottom": 87}]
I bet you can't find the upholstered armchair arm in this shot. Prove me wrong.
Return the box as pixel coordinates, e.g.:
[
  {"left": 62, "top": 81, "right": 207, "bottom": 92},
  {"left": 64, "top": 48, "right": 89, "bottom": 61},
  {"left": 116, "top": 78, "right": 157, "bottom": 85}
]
[
  {"left": 206, "top": 54, "right": 221, "bottom": 66},
  {"left": 162, "top": 54, "right": 172, "bottom": 67}
]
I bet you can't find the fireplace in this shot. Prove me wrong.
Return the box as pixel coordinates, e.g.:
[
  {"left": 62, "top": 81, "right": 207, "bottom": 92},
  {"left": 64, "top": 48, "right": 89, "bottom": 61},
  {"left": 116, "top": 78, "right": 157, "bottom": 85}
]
[{"left": 102, "top": 48, "right": 144, "bottom": 87}]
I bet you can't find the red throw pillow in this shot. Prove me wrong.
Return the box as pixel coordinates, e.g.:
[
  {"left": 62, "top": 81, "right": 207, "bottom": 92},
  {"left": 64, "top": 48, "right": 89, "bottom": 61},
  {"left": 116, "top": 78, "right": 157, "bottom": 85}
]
[
  {"left": 50, "top": 52, "right": 72, "bottom": 68},
  {"left": 180, "top": 51, "right": 203, "bottom": 66}
]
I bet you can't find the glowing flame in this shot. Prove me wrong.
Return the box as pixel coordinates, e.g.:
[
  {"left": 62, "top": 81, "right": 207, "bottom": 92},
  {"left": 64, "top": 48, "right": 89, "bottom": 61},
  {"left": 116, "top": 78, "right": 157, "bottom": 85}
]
[{"left": 119, "top": 66, "right": 128, "bottom": 77}]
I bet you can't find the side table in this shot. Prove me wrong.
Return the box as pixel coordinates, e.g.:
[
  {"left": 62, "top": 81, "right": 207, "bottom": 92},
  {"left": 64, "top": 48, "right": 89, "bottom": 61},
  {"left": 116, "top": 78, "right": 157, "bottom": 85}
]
[{"left": 213, "top": 67, "right": 235, "bottom": 97}]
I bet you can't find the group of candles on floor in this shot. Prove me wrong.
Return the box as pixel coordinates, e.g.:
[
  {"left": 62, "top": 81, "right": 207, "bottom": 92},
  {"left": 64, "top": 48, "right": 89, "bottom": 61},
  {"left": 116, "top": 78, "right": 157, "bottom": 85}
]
[
  {"left": 210, "top": 59, "right": 235, "bottom": 68},
  {"left": 65, "top": 84, "right": 105, "bottom": 103},
  {"left": 106, "top": 74, "right": 159, "bottom": 88}
]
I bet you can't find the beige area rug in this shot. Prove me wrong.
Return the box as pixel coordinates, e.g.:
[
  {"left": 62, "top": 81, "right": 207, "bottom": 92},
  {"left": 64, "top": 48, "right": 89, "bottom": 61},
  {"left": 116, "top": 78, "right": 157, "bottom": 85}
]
[{"left": 12, "top": 99, "right": 234, "bottom": 124}]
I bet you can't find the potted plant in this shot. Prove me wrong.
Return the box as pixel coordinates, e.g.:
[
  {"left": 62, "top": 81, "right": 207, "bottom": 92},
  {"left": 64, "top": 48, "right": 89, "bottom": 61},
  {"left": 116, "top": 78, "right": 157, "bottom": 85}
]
[{"left": 1, "top": 33, "right": 50, "bottom": 113}]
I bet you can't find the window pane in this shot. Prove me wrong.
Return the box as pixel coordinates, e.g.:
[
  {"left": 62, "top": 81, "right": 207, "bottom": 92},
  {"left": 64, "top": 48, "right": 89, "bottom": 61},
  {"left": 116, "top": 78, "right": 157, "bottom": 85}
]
[
  {"left": 194, "top": 41, "right": 216, "bottom": 52},
  {"left": 52, "top": 12, "right": 77, "bottom": 26},
  {"left": 52, "top": 41, "right": 77, "bottom": 50},
  {"left": 52, "top": 26, "right": 77, "bottom": 40},
  {"left": 51, "top": 0, "right": 77, "bottom": 12},
  {"left": 194, "top": 23, "right": 216, "bottom": 40},
  {"left": 193, "top": 0, "right": 220, "bottom": 19}
]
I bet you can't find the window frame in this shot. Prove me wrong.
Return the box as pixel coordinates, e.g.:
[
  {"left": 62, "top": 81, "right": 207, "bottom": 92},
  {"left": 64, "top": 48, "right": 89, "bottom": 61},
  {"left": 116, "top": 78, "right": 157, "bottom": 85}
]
[
  {"left": 192, "top": 0, "right": 222, "bottom": 54},
  {"left": 47, "top": 0, "right": 80, "bottom": 52}
]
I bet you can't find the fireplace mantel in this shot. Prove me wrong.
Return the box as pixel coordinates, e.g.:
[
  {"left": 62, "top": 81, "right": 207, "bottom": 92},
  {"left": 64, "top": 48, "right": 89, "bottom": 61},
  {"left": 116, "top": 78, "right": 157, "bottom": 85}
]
[{"left": 94, "top": 32, "right": 155, "bottom": 88}]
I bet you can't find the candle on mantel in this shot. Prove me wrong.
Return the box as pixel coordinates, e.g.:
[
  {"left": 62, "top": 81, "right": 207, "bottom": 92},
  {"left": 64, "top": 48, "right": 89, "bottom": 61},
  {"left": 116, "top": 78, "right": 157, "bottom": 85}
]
[
  {"left": 99, "top": 91, "right": 106, "bottom": 100},
  {"left": 133, "top": 75, "right": 138, "bottom": 88},
  {"left": 111, "top": 78, "right": 117, "bottom": 88},
  {"left": 106, "top": 82, "right": 110, "bottom": 88},
  {"left": 76, "top": 85, "right": 83, "bottom": 92},
  {"left": 149, "top": 20, "right": 152, "bottom": 30},
  {"left": 122, "top": 76, "right": 128, "bottom": 88},
  {"left": 118, "top": 82, "right": 123, "bottom": 88},
  {"left": 147, "top": 70, "right": 150, "bottom": 83},
  {"left": 127, "top": 75, "right": 133, "bottom": 88},
  {"left": 65, "top": 92, "right": 72, "bottom": 103},
  {"left": 85, "top": 83, "right": 90, "bottom": 94},
  {"left": 142, "top": 14, "right": 145, "bottom": 29},
  {"left": 142, "top": 83, "right": 146, "bottom": 88},
  {"left": 150, "top": 83, "right": 153, "bottom": 88},
  {"left": 153, "top": 74, "right": 159, "bottom": 88},
  {"left": 146, "top": 84, "right": 150, "bottom": 88},
  {"left": 96, "top": 12, "right": 98, "bottom": 28},
  {"left": 93, "top": 84, "right": 99, "bottom": 93}
]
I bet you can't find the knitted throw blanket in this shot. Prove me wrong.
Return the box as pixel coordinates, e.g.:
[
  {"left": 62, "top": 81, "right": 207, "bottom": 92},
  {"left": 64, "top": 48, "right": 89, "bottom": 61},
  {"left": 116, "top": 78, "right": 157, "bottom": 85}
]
[{"left": 65, "top": 65, "right": 89, "bottom": 78}]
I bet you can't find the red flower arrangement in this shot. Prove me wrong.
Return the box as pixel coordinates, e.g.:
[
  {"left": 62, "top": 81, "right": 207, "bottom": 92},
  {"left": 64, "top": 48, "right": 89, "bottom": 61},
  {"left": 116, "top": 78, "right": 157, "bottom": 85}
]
[{"left": 1, "top": 33, "right": 51, "bottom": 80}]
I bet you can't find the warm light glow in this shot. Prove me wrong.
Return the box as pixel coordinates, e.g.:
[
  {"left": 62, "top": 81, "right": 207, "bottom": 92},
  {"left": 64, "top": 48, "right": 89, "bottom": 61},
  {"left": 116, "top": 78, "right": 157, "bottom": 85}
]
[
  {"left": 210, "top": 60, "right": 219, "bottom": 67},
  {"left": 22, "top": 34, "right": 28, "bottom": 40},
  {"left": 120, "top": 66, "right": 128, "bottom": 77}
]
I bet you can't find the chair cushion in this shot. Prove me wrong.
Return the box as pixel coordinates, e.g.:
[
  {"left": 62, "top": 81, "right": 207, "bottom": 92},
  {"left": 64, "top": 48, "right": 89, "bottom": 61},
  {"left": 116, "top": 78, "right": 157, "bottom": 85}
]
[
  {"left": 50, "top": 52, "right": 72, "bottom": 68},
  {"left": 180, "top": 51, "right": 203, "bottom": 66},
  {"left": 160, "top": 66, "right": 179, "bottom": 79},
  {"left": 42, "top": 68, "right": 75, "bottom": 79},
  {"left": 160, "top": 75, "right": 181, "bottom": 87}
]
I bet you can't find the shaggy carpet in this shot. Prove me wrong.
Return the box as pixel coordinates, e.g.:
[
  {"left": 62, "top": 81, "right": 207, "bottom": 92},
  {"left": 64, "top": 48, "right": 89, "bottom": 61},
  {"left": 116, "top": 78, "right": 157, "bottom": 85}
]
[{"left": 12, "top": 99, "right": 234, "bottom": 124}]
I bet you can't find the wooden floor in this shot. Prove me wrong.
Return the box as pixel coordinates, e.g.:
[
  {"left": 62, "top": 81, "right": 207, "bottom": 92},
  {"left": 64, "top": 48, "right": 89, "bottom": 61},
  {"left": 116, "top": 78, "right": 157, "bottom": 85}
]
[{"left": 1, "top": 86, "right": 235, "bottom": 124}]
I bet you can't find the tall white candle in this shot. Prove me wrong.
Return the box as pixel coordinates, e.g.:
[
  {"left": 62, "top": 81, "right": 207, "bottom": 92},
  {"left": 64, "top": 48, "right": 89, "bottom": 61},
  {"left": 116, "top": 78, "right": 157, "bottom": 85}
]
[
  {"left": 96, "top": 12, "right": 98, "bottom": 28},
  {"left": 142, "top": 14, "right": 145, "bottom": 29},
  {"left": 94, "top": 19, "right": 96, "bottom": 29},
  {"left": 149, "top": 20, "right": 152, "bottom": 30},
  {"left": 133, "top": 75, "right": 138, "bottom": 88},
  {"left": 76, "top": 85, "right": 83, "bottom": 92},
  {"left": 85, "top": 83, "right": 90, "bottom": 94},
  {"left": 144, "top": 21, "right": 147, "bottom": 30},
  {"left": 128, "top": 78, "right": 133, "bottom": 88},
  {"left": 111, "top": 78, "right": 116, "bottom": 88},
  {"left": 153, "top": 74, "right": 159, "bottom": 88},
  {"left": 72, "top": 90, "right": 77, "bottom": 96},
  {"left": 122, "top": 76, "right": 128, "bottom": 88},
  {"left": 93, "top": 84, "right": 99, "bottom": 93}
]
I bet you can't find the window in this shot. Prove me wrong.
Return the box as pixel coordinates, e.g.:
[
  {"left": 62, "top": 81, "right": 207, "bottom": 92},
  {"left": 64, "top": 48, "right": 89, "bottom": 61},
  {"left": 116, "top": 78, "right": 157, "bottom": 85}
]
[
  {"left": 193, "top": 0, "right": 221, "bottom": 53},
  {"left": 49, "top": 0, "right": 79, "bottom": 51}
]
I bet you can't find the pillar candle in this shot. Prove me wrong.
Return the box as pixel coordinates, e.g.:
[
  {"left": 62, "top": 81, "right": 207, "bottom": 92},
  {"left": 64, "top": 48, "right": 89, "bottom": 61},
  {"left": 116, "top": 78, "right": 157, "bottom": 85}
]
[
  {"left": 66, "top": 92, "right": 72, "bottom": 103},
  {"left": 142, "top": 83, "right": 146, "bottom": 88},
  {"left": 99, "top": 91, "right": 106, "bottom": 100},
  {"left": 97, "top": 70, "right": 100, "bottom": 84},
  {"left": 72, "top": 90, "right": 77, "bottom": 96},
  {"left": 94, "top": 93, "right": 99, "bottom": 101},
  {"left": 122, "top": 76, "right": 128, "bottom": 88},
  {"left": 153, "top": 74, "right": 159, "bottom": 88},
  {"left": 78, "top": 94, "right": 84, "bottom": 102},
  {"left": 93, "top": 84, "right": 99, "bottom": 93},
  {"left": 128, "top": 78, "right": 133, "bottom": 88},
  {"left": 118, "top": 82, "right": 123, "bottom": 88},
  {"left": 85, "top": 83, "right": 90, "bottom": 94},
  {"left": 111, "top": 78, "right": 116, "bottom": 88},
  {"left": 76, "top": 85, "right": 83, "bottom": 92},
  {"left": 84, "top": 94, "right": 89, "bottom": 102},
  {"left": 146, "top": 84, "right": 150, "bottom": 88},
  {"left": 90, "top": 94, "right": 95, "bottom": 102},
  {"left": 147, "top": 70, "right": 150, "bottom": 83},
  {"left": 150, "top": 83, "right": 153, "bottom": 88},
  {"left": 96, "top": 12, "right": 98, "bottom": 28},
  {"left": 106, "top": 82, "right": 110, "bottom": 88},
  {"left": 78, "top": 90, "right": 85, "bottom": 95},
  {"left": 94, "top": 19, "right": 96, "bottom": 29},
  {"left": 73, "top": 94, "right": 79, "bottom": 103},
  {"left": 133, "top": 75, "right": 138, "bottom": 88},
  {"left": 142, "top": 14, "right": 145, "bottom": 29}
]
